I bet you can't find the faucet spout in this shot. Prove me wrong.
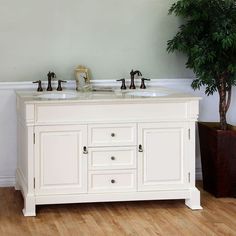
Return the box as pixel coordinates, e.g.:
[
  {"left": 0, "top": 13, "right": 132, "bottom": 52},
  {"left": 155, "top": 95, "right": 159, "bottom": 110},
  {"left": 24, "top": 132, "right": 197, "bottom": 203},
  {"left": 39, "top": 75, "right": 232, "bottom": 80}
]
[
  {"left": 47, "top": 71, "right": 56, "bottom": 91},
  {"left": 133, "top": 70, "right": 142, "bottom": 76},
  {"left": 129, "top": 70, "right": 142, "bottom": 89}
]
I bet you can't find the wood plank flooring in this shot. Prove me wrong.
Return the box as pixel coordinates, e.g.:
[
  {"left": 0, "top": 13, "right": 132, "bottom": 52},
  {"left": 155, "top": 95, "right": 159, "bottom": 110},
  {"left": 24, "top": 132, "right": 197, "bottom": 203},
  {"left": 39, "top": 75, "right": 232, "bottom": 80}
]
[{"left": 0, "top": 183, "right": 236, "bottom": 236}]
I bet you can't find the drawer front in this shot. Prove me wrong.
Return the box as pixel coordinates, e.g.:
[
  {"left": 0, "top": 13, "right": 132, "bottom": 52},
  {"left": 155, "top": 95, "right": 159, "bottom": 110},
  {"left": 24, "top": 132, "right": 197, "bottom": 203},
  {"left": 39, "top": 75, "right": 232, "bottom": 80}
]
[
  {"left": 89, "top": 170, "right": 136, "bottom": 193},
  {"left": 88, "top": 124, "right": 136, "bottom": 147},
  {"left": 88, "top": 147, "right": 136, "bottom": 170}
]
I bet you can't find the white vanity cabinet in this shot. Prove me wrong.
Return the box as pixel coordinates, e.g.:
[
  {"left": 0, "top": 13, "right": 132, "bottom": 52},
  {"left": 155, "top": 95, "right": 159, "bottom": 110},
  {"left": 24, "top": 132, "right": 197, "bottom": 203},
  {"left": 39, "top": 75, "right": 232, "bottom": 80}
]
[{"left": 16, "top": 92, "right": 202, "bottom": 216}]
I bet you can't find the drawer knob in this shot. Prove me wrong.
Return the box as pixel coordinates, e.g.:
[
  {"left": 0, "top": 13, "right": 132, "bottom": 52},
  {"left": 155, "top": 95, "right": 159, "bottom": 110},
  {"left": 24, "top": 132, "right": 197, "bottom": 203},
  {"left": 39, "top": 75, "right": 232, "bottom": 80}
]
[
  {"left": 111, "top": 179, "right": 116, "bottom": 184},
  {"left": 111, "top": 133, "right": 116, "bottom": 137},
  {"left": 111, "top": 156, "right": 115, "bottom": 161}
]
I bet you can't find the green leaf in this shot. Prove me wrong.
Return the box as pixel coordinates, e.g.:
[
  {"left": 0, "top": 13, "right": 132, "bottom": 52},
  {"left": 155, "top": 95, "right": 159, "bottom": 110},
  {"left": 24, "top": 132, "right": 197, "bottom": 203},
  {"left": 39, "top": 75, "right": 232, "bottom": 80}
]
[{"left": 167, "top": 0, "right": 236, "bottom": 95}]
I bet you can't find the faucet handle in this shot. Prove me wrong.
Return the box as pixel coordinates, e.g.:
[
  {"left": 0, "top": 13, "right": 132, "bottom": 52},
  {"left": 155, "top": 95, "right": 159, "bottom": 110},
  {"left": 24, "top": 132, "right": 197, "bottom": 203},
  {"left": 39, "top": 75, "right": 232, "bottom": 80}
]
[
  {"left": 57, "top": 80, "right": 67, "bottom": 91},
  {"left": 33, "top": 80, "right": 43, "bottom": 92},
  {"left": 140, "top": 78, "right": 151, "bottom": 89},
  {"left": 116, "top": 79, "right": 127, "bottom": 90}
]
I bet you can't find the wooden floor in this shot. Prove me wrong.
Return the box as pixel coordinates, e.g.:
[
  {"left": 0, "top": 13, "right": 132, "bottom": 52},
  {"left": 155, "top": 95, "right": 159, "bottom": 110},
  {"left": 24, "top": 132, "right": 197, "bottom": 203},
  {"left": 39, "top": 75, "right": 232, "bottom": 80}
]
[{"left": 0, "top": 184, "right": 236, "bottom": 236}]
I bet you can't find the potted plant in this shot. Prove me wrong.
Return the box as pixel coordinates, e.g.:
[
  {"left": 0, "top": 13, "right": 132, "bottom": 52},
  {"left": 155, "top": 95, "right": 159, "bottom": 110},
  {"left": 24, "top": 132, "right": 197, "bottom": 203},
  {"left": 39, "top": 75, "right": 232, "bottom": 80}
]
[{"left": 167, "top": 0, "right": 236, "bottom": 197}]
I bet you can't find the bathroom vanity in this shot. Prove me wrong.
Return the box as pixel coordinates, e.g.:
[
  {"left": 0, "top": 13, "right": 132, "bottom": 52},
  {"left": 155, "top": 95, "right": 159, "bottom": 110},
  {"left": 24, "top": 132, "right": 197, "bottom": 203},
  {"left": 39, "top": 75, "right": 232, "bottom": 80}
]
[{"left": 16, "top": 88, "right": 202, "bottom": 216}]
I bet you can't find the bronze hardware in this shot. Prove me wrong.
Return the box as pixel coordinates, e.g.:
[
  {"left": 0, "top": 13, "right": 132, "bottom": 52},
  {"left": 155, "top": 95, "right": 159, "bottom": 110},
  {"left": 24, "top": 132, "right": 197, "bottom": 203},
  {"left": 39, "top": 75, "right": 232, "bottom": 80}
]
[
  {"left": 83, "top": 146, "right": 88, "bottom": 154},
  {"left": 47, "top": 71, "right": 56, "bottom": 91},
  {"left": 33, "top": 80, "right": 43, "bottom": 92},
  {"left": 111, "top": 133, "right": 116, "bottom": 137},
  {"left": 130, "top": 70, "right": 142, "bottom": 89},
  {"left": 111, "top": 179, "right": 116, "bottom": 184},
  {"left": 111, "top": 156, "right": 115, "bottom": 160},
  {"left": 138, "top": 144, "right": 143, "bottom": 152},
  {"left": 116, "top": 79, "right": 127, "bottom": 90},
  {"left": 57, "top": 80, "right": 67, "bottom": 91},
  {"left": 140, "top": 78, "right": 151, "bottom": 89}
]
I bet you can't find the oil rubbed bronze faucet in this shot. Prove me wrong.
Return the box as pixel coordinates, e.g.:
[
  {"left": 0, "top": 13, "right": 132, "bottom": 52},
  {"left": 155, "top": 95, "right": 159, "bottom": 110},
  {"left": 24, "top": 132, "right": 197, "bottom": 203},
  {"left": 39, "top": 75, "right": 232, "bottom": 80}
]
[
  {"left": 140, "top": 78, "right": 151, "bottom": 89},
  {"left": 47, "top": 71, "right": 56, "bottom": 91},
  {"left": 57, "top": 80, "right": 67, "bottom": 91},
  {"left": 116, "top": 78, "right": 127, "bottom": 90},
  {"left": 130, "top": 70, "right": 142, "bottom": 89},
  {"left": 32, "top": 80, "right": 43, "bottom": 92}
]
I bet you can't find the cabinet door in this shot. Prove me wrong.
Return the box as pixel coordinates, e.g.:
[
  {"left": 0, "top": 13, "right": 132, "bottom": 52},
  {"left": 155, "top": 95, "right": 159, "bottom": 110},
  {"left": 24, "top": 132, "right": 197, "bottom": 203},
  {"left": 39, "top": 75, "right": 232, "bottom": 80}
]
[
  {"left": 35, "top": 125, "right": 87, "bottom": 195},
  {"left": 138, "top": 122, "right": 190, "bottom": 191}
]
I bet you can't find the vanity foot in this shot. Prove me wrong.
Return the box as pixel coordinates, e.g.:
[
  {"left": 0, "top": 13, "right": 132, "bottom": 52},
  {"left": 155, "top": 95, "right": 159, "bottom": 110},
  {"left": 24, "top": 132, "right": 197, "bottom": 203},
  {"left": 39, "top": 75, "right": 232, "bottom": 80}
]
[
  {"left": 185, "top": 188, "right": 202, "bottom": 210},
  {"left": 22, "top": 196, "right": 36, "bottom": 216}
]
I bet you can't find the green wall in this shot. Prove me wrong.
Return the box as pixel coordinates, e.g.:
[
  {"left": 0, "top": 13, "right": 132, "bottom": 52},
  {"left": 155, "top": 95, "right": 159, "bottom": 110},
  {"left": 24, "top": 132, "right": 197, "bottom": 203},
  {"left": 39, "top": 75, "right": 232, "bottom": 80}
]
[{"left": 0, "top": 0, "right": 193, "bottom": 82}]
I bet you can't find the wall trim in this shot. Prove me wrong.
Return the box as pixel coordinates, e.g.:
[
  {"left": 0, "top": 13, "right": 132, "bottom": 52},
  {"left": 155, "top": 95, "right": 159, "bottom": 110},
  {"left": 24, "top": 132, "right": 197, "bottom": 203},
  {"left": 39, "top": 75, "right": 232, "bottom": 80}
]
[
  {"left": 0, "top": 176, "right": 15, "bottom": 187},
  {"left": 0, "top": 78, "right": 194, "bottom": 90}
]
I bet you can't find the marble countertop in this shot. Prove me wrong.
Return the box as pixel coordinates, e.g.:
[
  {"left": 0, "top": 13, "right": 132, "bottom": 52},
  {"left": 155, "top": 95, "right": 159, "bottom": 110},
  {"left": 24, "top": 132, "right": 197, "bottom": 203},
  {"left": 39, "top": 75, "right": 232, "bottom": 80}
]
[{"left": 16, "top": 87, "right": 201, "bottom": 104}]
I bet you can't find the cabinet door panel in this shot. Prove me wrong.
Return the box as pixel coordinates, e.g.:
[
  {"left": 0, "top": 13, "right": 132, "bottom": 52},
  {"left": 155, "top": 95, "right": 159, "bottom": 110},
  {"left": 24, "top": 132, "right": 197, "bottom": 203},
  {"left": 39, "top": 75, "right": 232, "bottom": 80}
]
[
  {"left": 35, "top": 125, "right": 87, "bottom": 195},
  {"left": 138, "top": 122, "right": 189, "bottom": 191}
]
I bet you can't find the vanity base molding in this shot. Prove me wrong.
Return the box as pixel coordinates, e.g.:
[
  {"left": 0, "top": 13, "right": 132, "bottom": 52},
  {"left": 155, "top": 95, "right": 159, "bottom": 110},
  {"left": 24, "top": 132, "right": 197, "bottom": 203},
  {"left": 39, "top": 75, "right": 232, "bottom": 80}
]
[{"left": 16, "top": 167, "right": 201, "bottom": 217}]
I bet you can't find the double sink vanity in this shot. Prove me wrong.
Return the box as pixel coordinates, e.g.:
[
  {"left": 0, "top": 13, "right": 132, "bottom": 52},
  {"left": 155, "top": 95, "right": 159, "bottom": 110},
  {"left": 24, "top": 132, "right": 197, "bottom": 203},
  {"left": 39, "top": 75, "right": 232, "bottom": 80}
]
[{"left": 16, "top": 86, "right": 202, "bottom": 216}]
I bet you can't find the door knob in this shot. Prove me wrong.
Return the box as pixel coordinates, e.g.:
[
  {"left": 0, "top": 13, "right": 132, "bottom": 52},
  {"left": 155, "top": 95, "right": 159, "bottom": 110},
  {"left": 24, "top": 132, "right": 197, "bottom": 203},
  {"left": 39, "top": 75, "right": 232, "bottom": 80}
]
[
  {"left": 138, "top": 144, "right": 143, "bottom": 152},
  {"left": 83, "top": 146, "right": 88, "bottom": 154}
]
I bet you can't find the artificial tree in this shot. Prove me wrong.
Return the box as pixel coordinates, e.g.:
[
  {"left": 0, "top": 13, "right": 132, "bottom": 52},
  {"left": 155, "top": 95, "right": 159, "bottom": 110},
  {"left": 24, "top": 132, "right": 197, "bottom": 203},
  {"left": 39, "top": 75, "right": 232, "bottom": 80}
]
[{"left": 167, "top": 0, "right": 236, "bottom": 130}]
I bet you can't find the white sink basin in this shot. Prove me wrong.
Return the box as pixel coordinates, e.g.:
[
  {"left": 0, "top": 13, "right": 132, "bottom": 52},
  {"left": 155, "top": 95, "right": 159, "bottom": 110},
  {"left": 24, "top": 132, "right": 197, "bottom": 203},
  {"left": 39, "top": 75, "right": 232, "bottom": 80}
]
[
  {"left": 37, "top": 92, "right": 78, "bottom": 100},
  {"left": 126, "top": 90, "right": 169, "bottom": 97}
]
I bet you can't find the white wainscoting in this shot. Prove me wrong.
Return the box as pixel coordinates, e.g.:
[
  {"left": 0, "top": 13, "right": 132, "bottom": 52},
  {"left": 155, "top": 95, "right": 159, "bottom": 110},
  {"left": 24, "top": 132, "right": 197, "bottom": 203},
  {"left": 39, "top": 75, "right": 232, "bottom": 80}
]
[{"left": 0, "top": 79, "right": 235, "bottom": 186}]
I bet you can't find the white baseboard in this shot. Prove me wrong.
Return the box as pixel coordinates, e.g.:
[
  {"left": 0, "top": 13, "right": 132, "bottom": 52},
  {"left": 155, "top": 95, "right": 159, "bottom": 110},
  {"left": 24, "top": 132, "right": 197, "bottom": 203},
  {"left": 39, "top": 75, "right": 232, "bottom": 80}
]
[{"left": 0, "top": 176, "right": 15, "bottom": 187}]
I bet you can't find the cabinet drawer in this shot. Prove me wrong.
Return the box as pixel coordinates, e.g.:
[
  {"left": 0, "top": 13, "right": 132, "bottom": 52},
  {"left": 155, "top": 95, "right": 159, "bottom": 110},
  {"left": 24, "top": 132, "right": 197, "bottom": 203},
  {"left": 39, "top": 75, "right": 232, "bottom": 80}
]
[
  {"left": 88, "top": 124, "right": 136, "bottom": 146},
  {"left": 88, "top": 147, "right": 136, "bottom": 170},
  {"left": 88, "top": 170, "right": 136, "bottom": 193}
]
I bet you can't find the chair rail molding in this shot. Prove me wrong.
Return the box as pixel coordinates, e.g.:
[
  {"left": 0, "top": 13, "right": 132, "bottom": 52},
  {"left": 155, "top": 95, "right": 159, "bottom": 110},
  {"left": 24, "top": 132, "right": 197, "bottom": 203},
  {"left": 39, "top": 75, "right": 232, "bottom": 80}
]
[{"left": 0, "top": 78, "right": 193, "bottom": 90}]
